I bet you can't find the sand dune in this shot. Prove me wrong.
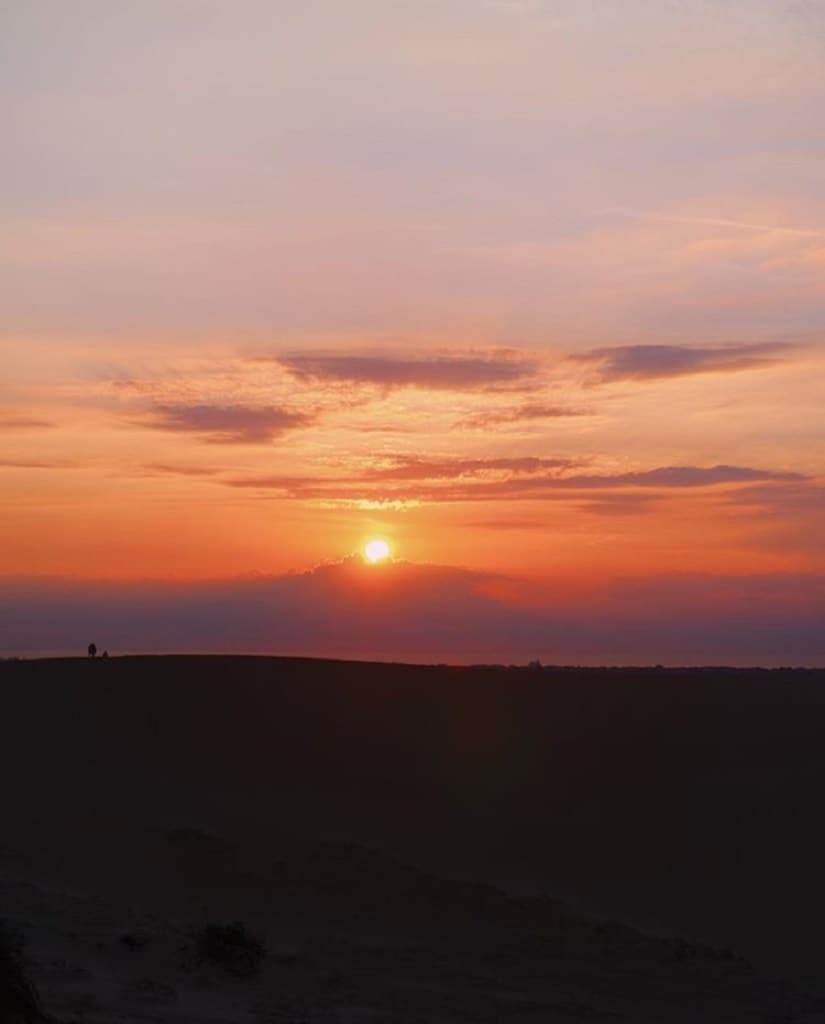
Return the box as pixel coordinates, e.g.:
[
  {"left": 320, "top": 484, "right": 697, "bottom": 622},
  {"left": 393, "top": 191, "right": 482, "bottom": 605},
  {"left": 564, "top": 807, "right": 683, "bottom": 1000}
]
[{"left": 2, "top": 656, "right": 825, "bottom": 1020}]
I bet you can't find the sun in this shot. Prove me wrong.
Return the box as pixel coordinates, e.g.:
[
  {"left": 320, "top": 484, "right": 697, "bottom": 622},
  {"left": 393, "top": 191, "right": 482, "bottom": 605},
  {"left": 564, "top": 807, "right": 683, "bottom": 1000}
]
[{"left": 364, "top": 538, "right": 391, "bottom": 563}]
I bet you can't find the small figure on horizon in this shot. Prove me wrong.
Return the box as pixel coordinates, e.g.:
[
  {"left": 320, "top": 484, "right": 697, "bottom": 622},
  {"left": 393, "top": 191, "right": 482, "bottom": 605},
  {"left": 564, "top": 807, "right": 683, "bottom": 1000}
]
[
  {"left": 88, "top": 643, "right": 97, "bottom": 658},
  {"left": 102, "top": 650, "right": 109, "bottom": 659}
]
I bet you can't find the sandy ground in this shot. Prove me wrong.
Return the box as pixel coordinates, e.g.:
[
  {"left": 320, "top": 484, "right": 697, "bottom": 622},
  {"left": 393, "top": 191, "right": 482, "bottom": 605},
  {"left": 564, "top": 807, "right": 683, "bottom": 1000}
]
[
  {"left": 3, "top": 827, "right": 825, "bottom": 1023},
  {"left": 3, "top": 656, "right": 825, "bottom": 1021}
]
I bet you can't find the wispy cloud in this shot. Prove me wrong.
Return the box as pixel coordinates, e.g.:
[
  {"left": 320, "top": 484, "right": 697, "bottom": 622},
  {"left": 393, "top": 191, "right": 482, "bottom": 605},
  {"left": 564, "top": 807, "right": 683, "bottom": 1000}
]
[
  {"left": 0, "top": 416, "right": 56, "bottom": 430},
  {"left": 400, "top": 464, "right": 806, "bottom": 503},
  {"left": 221, "top": 455, "right": 578, "bottom": 496},
  {"left": 338, "top": 422, "right": 419, "bottom": 434},
  {"left": 362, "top": 455, "right": 578, "bottom": 481},
  {"left": 573, "top": 342, "right": 791, "bottom": 383},
  {"left": 572, "top": 465, "right": 805, "bottom": 488},
  {"left": 722, "top": 479, "right": 825, "bottom": 517},
  {"left": 600, "top": 207, "right": 825, "bottom": 240},
  {"left": 144, "top": 404, "right": 312, "bottom": 444},
  {"left": 142, "top": 463, "right": 224, "bottom": 477},
  {"left": 722, "top": 480, "right": 825, "bottom": 556},
  {"left": 0, "top": 459, "right": 78, "bottom": 470},
  {"left": 224, "top": 463, "right": 803, "bottom": 504},
  {"left": 576, "top": 493, "right": 660, "bottom": 517},
  {"left": 462, "top": 402, "right": 589, "bottom": 427},
  {"left": 464, "top": 517, "right": 554, "bottom": 531},
  {"left": 275, "top": 350, "right": 540, "bottom": 392}
]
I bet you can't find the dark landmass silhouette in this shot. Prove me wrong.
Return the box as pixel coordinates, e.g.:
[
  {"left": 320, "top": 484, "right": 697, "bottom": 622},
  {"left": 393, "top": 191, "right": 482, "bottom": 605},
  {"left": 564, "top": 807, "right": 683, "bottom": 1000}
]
[{"left": 2, "top": 655, "right": 825, "bottom": 1021}]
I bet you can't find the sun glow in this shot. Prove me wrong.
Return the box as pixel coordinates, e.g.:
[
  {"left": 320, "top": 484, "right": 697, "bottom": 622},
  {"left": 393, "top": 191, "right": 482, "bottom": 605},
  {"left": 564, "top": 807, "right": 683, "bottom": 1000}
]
[{"left": 364, "top": 539, "right": 391, "bottom": 563}]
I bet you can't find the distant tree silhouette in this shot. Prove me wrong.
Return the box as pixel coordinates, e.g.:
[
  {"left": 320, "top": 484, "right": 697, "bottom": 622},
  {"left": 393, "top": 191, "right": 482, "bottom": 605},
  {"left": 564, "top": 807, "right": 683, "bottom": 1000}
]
[
  {"left": 102, "top": 650, "right": 109, "bottom": 659},
  {"left": 88, "top": 643, "right": 97, "bottom": 658}
]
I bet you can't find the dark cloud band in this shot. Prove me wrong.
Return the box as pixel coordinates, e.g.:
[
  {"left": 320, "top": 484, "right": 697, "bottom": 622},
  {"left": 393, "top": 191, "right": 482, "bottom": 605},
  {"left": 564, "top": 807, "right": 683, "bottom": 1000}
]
[
  {"left": 573, "top": 342, "right": 791, "bottom": 382},
  {"left": 146, "top": 404, "right": 311, "bottom": 444},
  {"left": 276, "top": 351, "right": 539, "bottom": 391}
]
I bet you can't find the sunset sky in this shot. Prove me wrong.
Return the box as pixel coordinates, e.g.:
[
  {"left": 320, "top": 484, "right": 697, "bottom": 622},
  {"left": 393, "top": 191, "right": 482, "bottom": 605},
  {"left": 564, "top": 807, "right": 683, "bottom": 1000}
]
[{"left": 2, "top": 1, "right": 824, "bottom": 663}]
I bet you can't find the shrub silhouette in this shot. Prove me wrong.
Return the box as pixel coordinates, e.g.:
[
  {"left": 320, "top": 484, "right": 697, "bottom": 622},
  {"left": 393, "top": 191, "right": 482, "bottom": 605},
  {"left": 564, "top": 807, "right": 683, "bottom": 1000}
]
[
  {"left": 0, "top": 920, "right": 47, "bottom": 1023},
  {"left": 87, "top": 643, "right": 97, "bottom": 658},
  {"left": 193, "top": 922, "right": 265, "bottom": 978}
]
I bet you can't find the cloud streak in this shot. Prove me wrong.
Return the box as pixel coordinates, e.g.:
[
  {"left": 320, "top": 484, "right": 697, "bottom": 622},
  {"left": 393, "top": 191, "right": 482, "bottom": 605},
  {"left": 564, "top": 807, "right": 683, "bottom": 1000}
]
[
  {"left": 142, "top": 463, "right": 224, "bottom": 478},
  {"left": 145, "top": 404, "right": 312, "bottom": 444},
  {"left": 225, "top": 463, "right": 804, "bottom": 504},
  {"left": 0, "top": 416, "right": 56, "bottom": 430},
  {"left": 573, "top": 343, "right": 791, "bottom": 383},
  {"left": 568, "top": 465, "right": 805, "bottom": 488},
  {"left": 600, "top": 207, "right": 825, "bottom": 239},
  {"left": 0, "top": 459, "right": 78, "bottom": 470},
  {"left": 361, "top": 455, "right": 579, "bottom": 482},
  {"left": 275, "top": 351, "right": 540, "bottom": 392},
  {"left": 462, "top": 402, "right": 589, "bottom": 427}
]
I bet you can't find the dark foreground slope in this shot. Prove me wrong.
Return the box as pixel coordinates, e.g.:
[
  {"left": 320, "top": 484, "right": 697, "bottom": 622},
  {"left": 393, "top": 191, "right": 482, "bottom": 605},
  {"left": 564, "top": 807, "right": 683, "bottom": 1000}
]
[{"left": 2, "top": 656, "right": 825, "bottom": 1016}]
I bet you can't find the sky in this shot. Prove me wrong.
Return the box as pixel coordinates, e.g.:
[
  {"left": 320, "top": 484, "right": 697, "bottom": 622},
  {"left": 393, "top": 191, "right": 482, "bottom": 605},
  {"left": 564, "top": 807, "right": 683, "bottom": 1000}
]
[{"left": 2, "top": 0, "right": 824, "bottom": 663}]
